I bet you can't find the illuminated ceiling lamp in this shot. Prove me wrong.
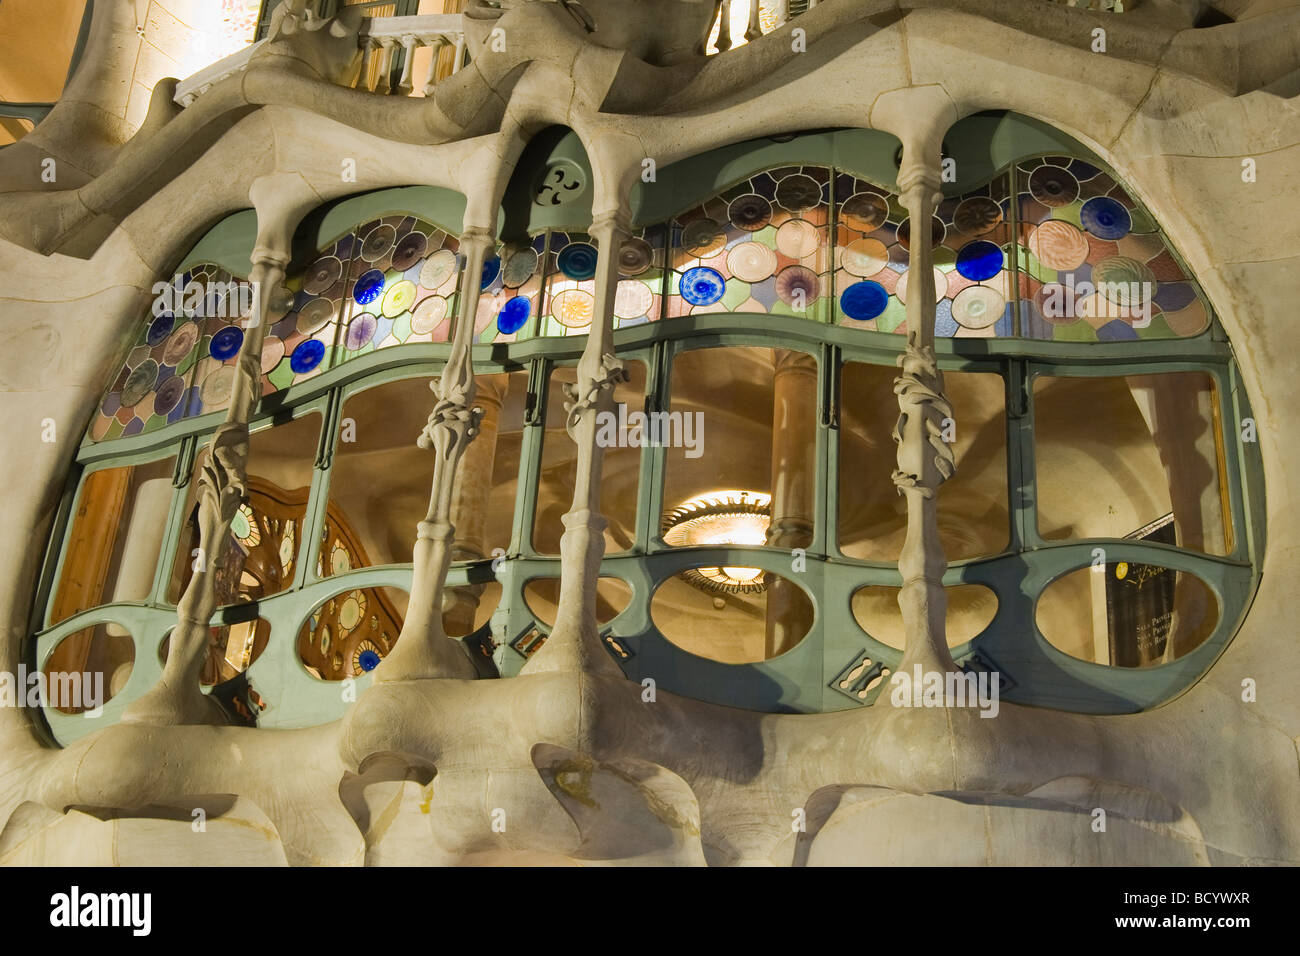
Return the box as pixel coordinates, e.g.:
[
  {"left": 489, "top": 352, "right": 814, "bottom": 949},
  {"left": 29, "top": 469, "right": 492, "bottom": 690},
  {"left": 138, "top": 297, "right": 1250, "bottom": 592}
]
[{"left": 662, "top": 490, "right": 772, "bottom": 594}]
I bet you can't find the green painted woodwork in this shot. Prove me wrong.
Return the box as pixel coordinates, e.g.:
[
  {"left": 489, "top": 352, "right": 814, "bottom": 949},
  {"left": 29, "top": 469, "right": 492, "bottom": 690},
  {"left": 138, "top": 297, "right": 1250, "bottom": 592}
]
[{"left": 36, "top": 122, "right": 1264, "bottom": 744}]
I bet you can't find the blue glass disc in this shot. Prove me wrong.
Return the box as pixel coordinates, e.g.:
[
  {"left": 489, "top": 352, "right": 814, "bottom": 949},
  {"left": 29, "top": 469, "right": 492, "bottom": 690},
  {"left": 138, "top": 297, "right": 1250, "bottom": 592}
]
[
  {"left": 679, "top": 267, "right": 726, "bottom": 306},
  {"left": 147, "top": 314, "right": 174, "bottom": 347},
  {"left": 481, "top": 256, "right": 501, "bottom": 290},
  {"left": 498, "top": 296, "right": 531, "bottom": 334},
  {"left": 354, "top": 269, "right": 386, "bottom": 305},
  {"left": 557, "top": 242, "right": 599, "bottom": 281},
  {"left": 1080, "top": 197, "right": 1131, "bottom": 240},
  {"left": 1097, "top": 319, "right": 1138, "bottom": 342},
  {"left": 209, "top": 326, "right": 244, "bottom": 361},
  {"left": 357, "top": 649, "right": 381, "bottom": 672},
  {"left": 289, "top": 338, "right": 326, "bottom": 374},
  {"left": 955, "top": 240, "right": 1004, "bottom": 282},
  {"left": 840, "top": 280, "right": 888, "bottom": 320}
]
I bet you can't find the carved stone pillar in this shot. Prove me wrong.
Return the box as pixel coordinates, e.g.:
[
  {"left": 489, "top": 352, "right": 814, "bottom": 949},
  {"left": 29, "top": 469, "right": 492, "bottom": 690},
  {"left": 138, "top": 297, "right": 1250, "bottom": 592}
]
[
  {"left": 522, "top": 211, "right": 629, "bottom": 677},
  {"left": 122, "top": 247, "right": 292, "bottom": 725},
  {"left": 374, "top": 227, "right": 494, "bottom": 682},
  {"left": 745, "top": 0, "right": 764, "bottom": 40},
  {"left": 717, "top": 0, "right": 735, "bottom": 51},
  {"left": 891, "top": 160, "right": 958, "bottom": 676},
  {"left": 765, "top": 349, "right": 817, "bottom": 657},
  {"left": 443, "top": 374, "right": 507, "bottom": 636}
]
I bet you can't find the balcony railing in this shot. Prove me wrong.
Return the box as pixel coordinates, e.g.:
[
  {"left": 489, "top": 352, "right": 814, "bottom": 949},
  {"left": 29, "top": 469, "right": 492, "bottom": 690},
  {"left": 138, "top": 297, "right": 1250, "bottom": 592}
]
[
  {"left": 356, "top": 13, "right": 466, "bottom": 95},
  {"left": 174, "top": 11, "right": 466, "bottom": 108},
  {"left": 171, "top": 1, "right": 834, "bottom": 110}
]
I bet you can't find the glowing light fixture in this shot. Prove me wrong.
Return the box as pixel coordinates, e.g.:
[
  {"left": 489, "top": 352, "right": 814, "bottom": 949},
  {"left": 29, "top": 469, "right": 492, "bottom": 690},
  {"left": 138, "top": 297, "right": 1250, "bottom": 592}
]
[{"left": 662, "top": 491, "right": 772, "bottom": 594}]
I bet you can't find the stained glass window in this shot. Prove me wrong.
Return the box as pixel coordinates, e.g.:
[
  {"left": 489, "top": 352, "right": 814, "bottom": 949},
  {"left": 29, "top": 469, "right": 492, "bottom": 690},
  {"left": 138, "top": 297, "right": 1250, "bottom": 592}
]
[
  {"left": 92, "top": 262, "right": 239, "bottom": 442},
  {"left": 668, "top": 165, "right": 832, "bottom": 321},
  {"left": 1015, "top": 156, "right": 1209, "bottom": 342},
  {"left": 833, "top": 173, "right": 907, "bottom": 331},
  {"left": 319, "top": 214, "right": 462, "bottom": 368},
  {"left": 539, "top": 231, "right": 599, "bottom": 337},
  {"left": 615, "top": 222, "right": 667, "bottom": 330},
  {"left": 479, "top": 234, "right": 547, "bottom": 342}
]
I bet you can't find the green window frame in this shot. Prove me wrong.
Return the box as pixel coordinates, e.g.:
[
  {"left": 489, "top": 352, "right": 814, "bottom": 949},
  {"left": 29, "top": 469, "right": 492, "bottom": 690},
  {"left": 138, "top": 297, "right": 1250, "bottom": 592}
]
[{"left": 35, "top": 122, "right": 1265, "bottom": 744}]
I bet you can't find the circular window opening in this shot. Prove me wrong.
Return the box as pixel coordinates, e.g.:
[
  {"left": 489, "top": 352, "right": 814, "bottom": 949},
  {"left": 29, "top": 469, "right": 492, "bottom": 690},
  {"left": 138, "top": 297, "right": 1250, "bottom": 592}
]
[
  {"left": 44, "top": 624, "right": 135, "bottom": 715},
  {"left": 1036, "top": 564, "right": 1218, "bottom": 667},
  {"left": 851, "top": 584, "right": 998, "bottom": 650},
  {"left": 650, "top": 567, "right": 813, "bottom": 664},
  {"left": 297, "top": 587, "right": 409, "bottom": 680}
]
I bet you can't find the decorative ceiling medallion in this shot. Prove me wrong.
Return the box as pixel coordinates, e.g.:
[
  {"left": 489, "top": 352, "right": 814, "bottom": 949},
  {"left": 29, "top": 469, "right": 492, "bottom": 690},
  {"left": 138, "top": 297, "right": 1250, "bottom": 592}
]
[{"left": 662, "top": 490, "right": 772, "bottom": 595}]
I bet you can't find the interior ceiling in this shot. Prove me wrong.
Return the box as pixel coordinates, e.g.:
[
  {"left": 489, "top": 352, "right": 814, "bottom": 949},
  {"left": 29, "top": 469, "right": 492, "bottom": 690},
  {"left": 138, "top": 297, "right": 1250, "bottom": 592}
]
[{"left": 0, "top": 0, "right": 87, "bottom": 103}]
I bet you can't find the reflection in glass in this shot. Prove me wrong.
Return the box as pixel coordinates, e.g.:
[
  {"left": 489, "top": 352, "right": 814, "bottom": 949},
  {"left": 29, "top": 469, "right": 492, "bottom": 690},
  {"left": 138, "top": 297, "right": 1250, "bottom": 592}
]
[
  {"left": 1037, "top": 564, "right": 1218, "bottom": 667},
  {"left": 51, "top": 456, "right": 176, "bottom": 625},
  {"left": 839, "top": 363, "right": 1007, "bottom": 561},
  {"left": 1034, "top": 371, "right": 1230, "bottom": 555},
  {"left": 533, "top": 361, "right": 646, "bottom": 555},
  {"left": 44, "top": 624, "right": 134, "bottom": 715},
  {"left": 298, "top": 586, "right": 409, "bottom": 681},
  {"left": 651, "top": 569, "right": 813, "bottom": 664},
  {"left": 169, "top": 413, "right": 321, "bottom": 605}
]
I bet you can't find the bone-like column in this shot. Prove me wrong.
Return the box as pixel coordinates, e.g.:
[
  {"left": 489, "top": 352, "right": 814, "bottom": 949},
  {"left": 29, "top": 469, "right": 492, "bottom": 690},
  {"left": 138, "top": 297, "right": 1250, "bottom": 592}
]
[
  {"left": 891, "top": 160, "right": 958, "bottom": 675},
  {"left": 765, "top": 348, "right": 817, "bottom": 657},
  {"left": 746, "top": 0, "right": 764, "bottom": 40},
  {"left": 522, "top": 210, "right": 629, "bottom": 677},
  {"left": 373, "top": 227, "right": 493, "bottom": 682},
  {"left": 121, "top": 245, "right": 292, "bottom": 725},
  {"left": 443, "top": 374, "right": 507, "bottom": 636}
]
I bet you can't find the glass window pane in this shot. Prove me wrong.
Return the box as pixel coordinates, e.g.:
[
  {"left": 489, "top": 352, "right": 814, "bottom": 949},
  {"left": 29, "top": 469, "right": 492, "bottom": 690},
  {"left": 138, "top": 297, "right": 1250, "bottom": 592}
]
[
  {"left": 168, "top": 412, "right": 321, "bottom": 604},
  {"left": 851, "top": 584, "right": 998, "bottom": 650},
  {"left": 1015, "top": 156, "right": 1210, "bottom": 342},
  {"left": 297, "top": 586, "right": 408, "bottom": 681},
  {"left": 533, "top": 361, "right": 646, "bottom": 555},
  {"left": 663, "top": 346, "right": 816, "bottom": 552},
  {"left": 1034, "top": 371, "right": 1231, "bottom": 555},
  {"left": 50, "top": 456, "right": 176, "bottom": 625},
  {"left": 669, "top": 166, "right": 831, "bottom": 321},
  {"left": 44, "top": 623, "right": 134, "bottom": 715},
  {"left": 323, "top": 371, "right": 527, "bottom": 575},
  {"left": 524, "top": 576, "right": 631, "bottom": 627},
  {"left": 650, "top": 569, "right": 813, "bottom": 664},
  {"left": 1037, "top": 565, "right": 1219, "bottom": 667},
  {"left": 839, "top": 363, "right": 1007, "bottom": 561}
]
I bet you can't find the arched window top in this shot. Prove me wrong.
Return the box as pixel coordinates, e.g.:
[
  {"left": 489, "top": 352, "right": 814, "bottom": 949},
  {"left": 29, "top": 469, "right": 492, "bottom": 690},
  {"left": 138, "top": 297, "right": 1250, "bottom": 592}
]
[
  {"left": 89, "top": 119, "right": 1217, "bottom": 450},
  {"left": 90, "top": 205, "right": 464, "bottom": 444}
]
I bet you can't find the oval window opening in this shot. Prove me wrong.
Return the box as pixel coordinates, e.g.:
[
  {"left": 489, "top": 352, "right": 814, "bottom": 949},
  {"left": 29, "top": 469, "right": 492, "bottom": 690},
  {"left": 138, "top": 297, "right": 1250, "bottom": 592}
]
[
  {"left": 1036, "top": 564, "right": 1218, "bottom": 666},
  {"left": 651, "top": 568, "right": 813, "bottom": 664},
  {"left": 160, "top": 618, "right": 271, "bottom": 686},
  {"left": 443, "top": 581, "right": 503, "bottom": 637},
  {"left": 851, "top": 584, "right": 998, "bottom": 650},
  {"left": 45, "top": 624, "right": 135, "bottom": 714},
  {"left": 297, "top": 587, "right": 409, "bottom": 680},
  {"left": 524, "top": 577, "right": 631, "bottom": 627}
]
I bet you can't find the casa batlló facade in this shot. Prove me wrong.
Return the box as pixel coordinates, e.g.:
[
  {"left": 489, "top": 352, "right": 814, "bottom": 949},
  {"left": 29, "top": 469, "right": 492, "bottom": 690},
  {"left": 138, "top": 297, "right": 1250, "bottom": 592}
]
[{"left": 0, "top": 0, "right": 1296, "bottom": 868}]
